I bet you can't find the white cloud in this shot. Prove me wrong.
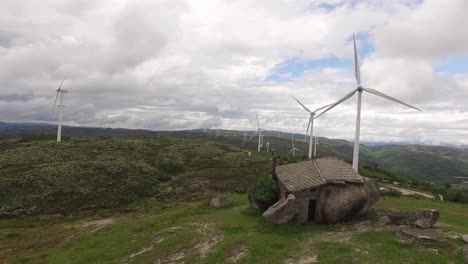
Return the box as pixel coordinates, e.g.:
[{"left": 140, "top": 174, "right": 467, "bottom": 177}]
[{"left": 0, "top": 0, "right": 467, "bottom": 145}]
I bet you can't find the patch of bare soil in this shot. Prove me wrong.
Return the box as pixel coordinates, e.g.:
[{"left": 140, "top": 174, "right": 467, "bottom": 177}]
[
  {"left": 125, "top": 226, "right": 183, "bottom": 263},
  {"left": 193, "top": 223, "right": 223, "bottom": 257},
  {"left": 153, "top": 251, "right": 186, "bottom": 264},
  {"left": 315, "top": 231, "right": 354, "bottom": 243},
  {"left": 284, "top": 254, "right": 318, "bottom": 264},
  {"left": 129, "top": 236, "right": 165, "bottom": 258},
  {"left": 227, "top": 245, "right": 248, "bottom": 263},
  {"left": 80, "top": 218, "right": 116, "bottom": 232}
]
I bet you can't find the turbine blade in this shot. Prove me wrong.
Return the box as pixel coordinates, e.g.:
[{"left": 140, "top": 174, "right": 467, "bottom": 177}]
[
  {"left": 292, "top": 96, "right": 311, "bottom": 113},
  {"left": 57, "top": 79, "right": 65, "bottom": 92},
  {"left": 247, "top": 130, "right": 258, "bottom": 142},
  {"left": 315, "top": 89, "right": 358, "bottom": 119},
  {"left": 304, "top": 115, "right": 312, "bottom": 141},
  {"left": 52, "top": 91, "right": 59, "bottom": 114},
  {"left": 256, "top": 113, "right": 260, "bottom": 128},
  {"left": 288, "top": 149, "right": 293, "bottom": 155},
  {"left": 353, "top": 34, "right": 361, "bottom": 85},
  {"left": 363, "top": 87, "right": 422, "bottom": 112},
  {"left": 295, "top": 148, "right": 302, "bottom": 152},
  {"left": 313, "top": 103, "right": 333, "bottom": 113}
]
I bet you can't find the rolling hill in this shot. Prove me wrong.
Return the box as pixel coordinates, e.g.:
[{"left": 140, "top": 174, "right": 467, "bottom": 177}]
[{"left": 1, "top": 121, "right": 468, "bottom": 184}]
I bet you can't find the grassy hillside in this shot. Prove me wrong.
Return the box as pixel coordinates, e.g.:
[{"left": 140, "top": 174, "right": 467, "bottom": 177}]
[
  {"left": 3, "top": 123, "right": 468, "bottom": 184},
  {"left": 0, "top": 137, "right": 271, "bottom": 217},
  {"left": 1, "top": 194, "right": 466, "bottom": 263},
  {"left": 365, "top": 145, "right": 468, "bottom": 183}
]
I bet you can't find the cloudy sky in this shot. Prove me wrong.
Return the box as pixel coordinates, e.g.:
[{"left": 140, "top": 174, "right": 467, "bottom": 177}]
[{"left": 1, "top": 0, "right": 468, "bottom": 145}]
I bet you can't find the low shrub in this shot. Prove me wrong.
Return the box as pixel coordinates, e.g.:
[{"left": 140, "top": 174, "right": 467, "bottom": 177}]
[{"left": 255, "top": 175, "right": 279, "bottom": 203}]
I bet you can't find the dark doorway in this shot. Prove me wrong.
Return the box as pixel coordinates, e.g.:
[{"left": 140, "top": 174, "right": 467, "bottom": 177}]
[{"left": 308, "top": 200, "right": 317, "bottom": 222}]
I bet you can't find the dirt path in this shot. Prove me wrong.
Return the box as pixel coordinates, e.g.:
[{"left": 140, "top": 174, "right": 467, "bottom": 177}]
[{"left": 384, "top": 185, "right": 434, "bottom": 199}]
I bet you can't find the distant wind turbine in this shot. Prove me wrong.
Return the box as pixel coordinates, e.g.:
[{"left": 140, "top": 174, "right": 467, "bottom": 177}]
[
  {"left": 52, "top": 80, "right": 68, "bottom": 142},
  {"left": 315, "top": 34, "right": 421, "bottom": 171},
  {"left": 288, "top": 133, "right": 302, "bottom": 157},
  {"left": 292, "top": 96, "right": 332, "bottom": 159},
  {"left": 247, "top": 113, "right": 264, "bottom": 152}
]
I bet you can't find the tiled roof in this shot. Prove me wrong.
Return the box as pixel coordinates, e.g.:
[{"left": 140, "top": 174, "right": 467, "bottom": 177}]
[{"left": 276, "top": 157, "right": 363, "bottom": 192}]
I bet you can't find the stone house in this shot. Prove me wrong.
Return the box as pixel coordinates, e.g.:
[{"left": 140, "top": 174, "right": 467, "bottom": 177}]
[{"left": 268, "top": 157, "right": 380, "bottom": 224}]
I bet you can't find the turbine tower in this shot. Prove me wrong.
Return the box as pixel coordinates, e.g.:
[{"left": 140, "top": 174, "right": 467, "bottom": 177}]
[
  {"left": 292, "top": 96, "right": 332, "bottom": 159},
  {"left": 52, "top": 80, "right": 68, "bottom": 142},
  {"left": 316, "top": 34, "right": 421, "bottom": 171},
  {"left": 288, "top": 133, "right": 302, "bottom": 156}
]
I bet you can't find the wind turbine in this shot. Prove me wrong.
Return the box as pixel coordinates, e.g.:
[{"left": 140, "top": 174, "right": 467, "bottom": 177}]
[
  {"left": 313, "top": 136, "right": 318, "bottom": 157},
  {"left": 52, "top": 80, "right": 68, "bottom": 142},
  {"left": 315, "top": 34, "right": 421, "bottom": 171},
  {"left": 288, "top": 133, "right": 302, "bottom": 157},
  {"left": 292, "top": 96, "right": 332, "bottom": 159},
  {"left": 247, "top": 113, "right": 264, "bottom": 152}
]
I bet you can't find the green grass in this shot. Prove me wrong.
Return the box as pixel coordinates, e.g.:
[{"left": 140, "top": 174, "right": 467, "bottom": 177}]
[{"left": 1, "top": 194, "right": 466, "bottom": 263}]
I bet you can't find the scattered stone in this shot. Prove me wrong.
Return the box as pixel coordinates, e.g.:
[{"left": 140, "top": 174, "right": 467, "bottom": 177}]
[
  {"left": 394, "top": 226, "right": 452, "bottom": 247},
  {"left": 463, "top": 245, "right": 468, "bottom": 263},
  {"left": 386, "top": 209, "right": 439, "bottom": 228},
  {"left": 354, "top": 220, "right": 372, "bottom": 230},
  {"left": 210, "top": 196, "right": 230, "bottom": 208},
  {"left": 263, "top": 194, "right": 298, "bottom": 224},
  {"left": 463, "top": 234, "right": 468, "bottom": 244},
  {"left": 376, "top": 216, "right": 391, "bottom": 227}
]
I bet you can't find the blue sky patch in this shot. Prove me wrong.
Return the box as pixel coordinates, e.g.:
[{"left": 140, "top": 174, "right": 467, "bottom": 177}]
[
  {"left": 437, "top": 55, "right": 468, "bottom": 74},
  {"left": 265, "top": 32, "right": 375, "bottom": 82}
]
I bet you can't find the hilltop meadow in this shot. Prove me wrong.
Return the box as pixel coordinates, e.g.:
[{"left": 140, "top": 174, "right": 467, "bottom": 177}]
[{"left": 0, "top": 129, "right": 467, "bottom": 263}]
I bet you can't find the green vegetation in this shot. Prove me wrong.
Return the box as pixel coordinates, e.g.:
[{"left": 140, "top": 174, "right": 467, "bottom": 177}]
[
  {"left": 1, "top": 194, "right": 466, "bottom": 263},
  {"left": 0, "top": 137, "right": 271, "bottom": 217},
  {"left": 254, "top": 175, "right": 279, "bottom": 203}
]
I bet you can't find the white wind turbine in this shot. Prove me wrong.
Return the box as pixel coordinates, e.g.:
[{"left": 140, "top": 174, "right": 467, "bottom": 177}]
[
  {"left": 247, "top": 113, "right": 264, "bottom": 152},
  {"left": 288, "top": 133, "right": 302, "bottom": 157},
  {"left": 292, "top": 96, "right": 332, "bottom": 159},
  {"left": 315, "top": 34, "right": 421, "bottom": 171},
  {"left": 52, "top": 80, "right": 68, "bottom": 142}
]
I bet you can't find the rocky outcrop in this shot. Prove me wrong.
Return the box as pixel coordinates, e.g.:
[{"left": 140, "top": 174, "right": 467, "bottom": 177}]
[
  {"left": 394, "top": 226, "right": 452, "bottom": 246},
  {"left": 386, "top": 209, "right": 439, "bottom": 229},
  {"left": 263, "top": 194, "right": 298, "bottom": 224},
  {"left": 210, "top": 196, "right": 230, "bottom": 208}
]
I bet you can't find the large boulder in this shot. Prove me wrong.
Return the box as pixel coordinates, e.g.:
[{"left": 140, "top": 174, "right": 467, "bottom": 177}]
[
  {"left": 210, "top": 196, "right": 230, "bottom": 208},
  {"left": 314, "top": 178, "right": 381, "bottom": 224},
  {"left": 463, "top": 234, "right": 468, "bottom": 244},
  {"left": 316, "top": 183, "right": 367, "bottom": 224},
  {"left": 263, "top": 194, "right": 298, "bottom": 224},
  {"left": 360, "top": 178, "right": 381, "bottom": 213},
  {"left": 387, "top": 209, "right": 439, "bottom": 229}
]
